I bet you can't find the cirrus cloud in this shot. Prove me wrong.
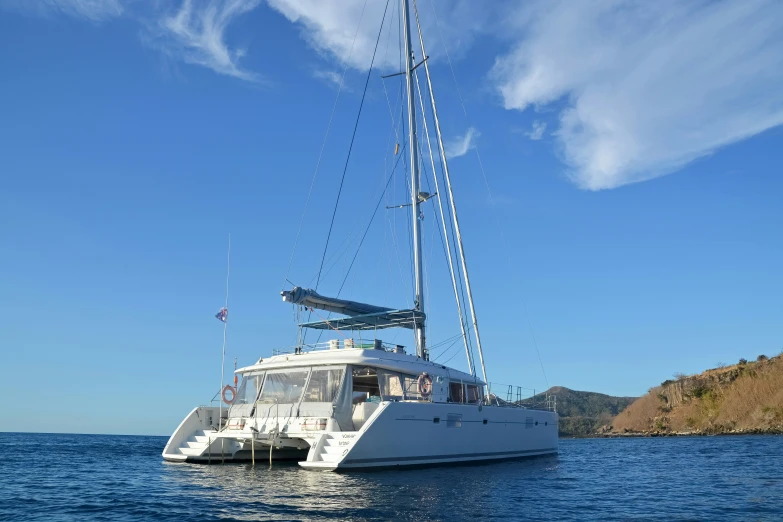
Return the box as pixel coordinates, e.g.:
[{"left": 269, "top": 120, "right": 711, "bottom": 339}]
[
  {"left": 155, "top": 0, "right": 264, "bottom": 82},
  {"left": 445, "top": 127, "right": 479, "bottom": 159},
  {"left": 7, "top": 0, "right": 783, "bottom": 192},
  {"left": 4, "top": 0, "right": 123, "bottom": 21},
  {"left": 491, "top": 0, "right": 783, "bottom": 190}
]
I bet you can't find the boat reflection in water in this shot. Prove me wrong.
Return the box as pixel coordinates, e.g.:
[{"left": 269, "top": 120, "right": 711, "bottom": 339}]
[{"left": 160, "top": 455, "right": 560, "bottom": 519}]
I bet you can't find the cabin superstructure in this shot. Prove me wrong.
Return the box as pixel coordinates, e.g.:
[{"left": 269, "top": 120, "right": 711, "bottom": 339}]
[{"left": 162, "top": 340, "right": 556, "bottom": 469}]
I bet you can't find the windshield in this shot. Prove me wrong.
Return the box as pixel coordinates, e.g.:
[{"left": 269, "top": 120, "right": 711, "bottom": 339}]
[
  {"left": 234, "top": 373, "right": 263, "bottom": 405},
  {"left": 302, "top": 368, "right": 344, "bottom": 402},
  {"left": 257, "top": 370, "right": 308, "bottom": 404}
]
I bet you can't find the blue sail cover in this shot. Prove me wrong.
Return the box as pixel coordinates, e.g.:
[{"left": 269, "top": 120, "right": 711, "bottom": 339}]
[{"left": 281, "top": 287, "right": 424, "bottom": 330}]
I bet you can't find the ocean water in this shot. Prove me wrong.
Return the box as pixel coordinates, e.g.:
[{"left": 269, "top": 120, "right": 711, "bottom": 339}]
[{"left": 1, "top": 433, "right": 781, "bottom": 521}]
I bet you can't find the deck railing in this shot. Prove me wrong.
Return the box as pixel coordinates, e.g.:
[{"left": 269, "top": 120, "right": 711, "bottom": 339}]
[
  {"left": 272, "top": 339, "right": 407, "bottom": 356},
  {"left": 485, "top": 382, "right": 557, "bottom": 412}
]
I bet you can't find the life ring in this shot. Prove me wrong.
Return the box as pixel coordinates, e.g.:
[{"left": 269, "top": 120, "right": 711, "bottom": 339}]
[
  {"left": 221, "top": 385, "right": 236, "bottom": 405},
  {"left": 417, "top": 373, "right": 432, "bottom": 398}
]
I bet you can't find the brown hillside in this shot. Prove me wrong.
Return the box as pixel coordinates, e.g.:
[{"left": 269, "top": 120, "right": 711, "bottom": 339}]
[
  {"left": 518, "top": 386, "right": 637, "bottom": 437},
  {"left": 612, "top": 354, "right": 783, "bottom": 435}
]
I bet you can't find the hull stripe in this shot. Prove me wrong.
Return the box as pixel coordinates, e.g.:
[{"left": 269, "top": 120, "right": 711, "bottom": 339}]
[{"left": 343, "top": 447, "right": 557, "bottom": 465}]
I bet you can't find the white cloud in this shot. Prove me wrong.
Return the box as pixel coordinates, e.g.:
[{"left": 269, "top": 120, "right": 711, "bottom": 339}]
[
  {"left": 445, "top": 127, "right": 479, "bottom": 159},
  {"left": 491, "top": 0, "right": 783, "bottom": 190},
  {"left": 312, "top": 69, "right": 347, "bottom": 90},
  {"left": 267, "top": 0, "right": 387, "bottom": 70},
  {"left": 156, "top": 0, "right": 263, "bottom": 81},
  {"left": 265, "top": 0, "right": 493, "bottom": 72},
  {"left": 9, "top": 0, "right": 783, "bottom": 190},
  {"left": 526, "top": 120, "right": 546, "bottom": 141},
  {"left": 6, "top": 0, "right": 123, "bottom": 21}
]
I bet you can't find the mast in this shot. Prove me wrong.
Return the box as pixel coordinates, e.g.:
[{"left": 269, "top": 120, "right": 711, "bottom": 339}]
[
  {"left": 412, "top": 1, "right": 488, "bottom": 386},
  {"left": 402, "top": 0, "right": 426, "bottom": 359}
]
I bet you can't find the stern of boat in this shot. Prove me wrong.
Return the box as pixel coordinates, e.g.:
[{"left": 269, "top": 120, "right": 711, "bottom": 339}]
[{"left": 162, "top": 406, "right": 224, "bottom": 462}]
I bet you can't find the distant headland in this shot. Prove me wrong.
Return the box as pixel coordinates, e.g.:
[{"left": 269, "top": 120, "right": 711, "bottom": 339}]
[{"left": 532, "top": 353, "right": 783, "bottom": 437}]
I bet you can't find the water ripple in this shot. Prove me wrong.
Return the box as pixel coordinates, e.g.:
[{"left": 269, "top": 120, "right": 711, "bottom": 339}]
[{"left": 1, "top": 433, "right": 782, "bottom": 521}]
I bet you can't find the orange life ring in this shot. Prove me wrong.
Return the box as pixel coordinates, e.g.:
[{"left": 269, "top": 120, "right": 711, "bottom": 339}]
[
  {"left": 417, "top": 373, "right": 432, "bottom": 398},
  {"left": 221, "top": 384, "right": 236, "bottom": 405}
]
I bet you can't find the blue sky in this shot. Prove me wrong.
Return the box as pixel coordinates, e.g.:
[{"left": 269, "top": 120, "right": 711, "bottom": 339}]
[{"left": 1, "top": 0, "right": 781, "bottom": 435}]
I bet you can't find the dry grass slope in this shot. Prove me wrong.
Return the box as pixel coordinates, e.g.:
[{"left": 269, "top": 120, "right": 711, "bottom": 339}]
[{"left": 612, "top": 354, "right": 783, "bottom": 434}]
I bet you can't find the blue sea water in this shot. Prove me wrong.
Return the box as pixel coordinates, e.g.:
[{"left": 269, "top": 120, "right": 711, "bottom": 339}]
[{"left": 1, "top": 433, "right": 781, "bottom": 521}]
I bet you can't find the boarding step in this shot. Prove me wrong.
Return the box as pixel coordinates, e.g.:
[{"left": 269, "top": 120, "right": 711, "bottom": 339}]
[
  {"left": 175, "top": 430, "right": 219, "bottom": 457},
  {"left": 314, "top": 434, "right": 355, "bottom": 464},
  {"left": 178, "top": 447, "right": 207, "bottom": 457},
  {"left": 320, "top": 452, "right": 343, "bottom": 463},
  {"left": 299, "top": 461, "right": 339, "bottom": 470},
  {"left": 190, "top": 430, "right": 216, "bottom": 442},
  {"left": 322, "top": 445, "right": 346, "bottom": 456}
]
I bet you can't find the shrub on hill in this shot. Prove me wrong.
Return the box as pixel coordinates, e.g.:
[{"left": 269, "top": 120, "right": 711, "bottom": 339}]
[{"left": 612, "top": 354, "right": 783, "bottom": 434}]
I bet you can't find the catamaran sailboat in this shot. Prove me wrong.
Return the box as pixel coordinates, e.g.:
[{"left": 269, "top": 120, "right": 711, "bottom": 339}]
[{"left": 163, "top": 0, "right": 557, "bottom": 470}]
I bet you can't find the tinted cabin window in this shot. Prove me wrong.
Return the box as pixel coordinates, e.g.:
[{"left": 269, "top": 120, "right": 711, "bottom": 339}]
[
  {"left": 302, "top": 369, "right": 344, "bottom": 403},
  {"left": 352, "top": 367, "right": 381, "bottom": 403},
  {"left": 234, "top": 374, "right": 263, "bottom": 405},
  {"left": 257, "top": 371, "right": 308, "bottom": 404},
  {"left": 466, "top": 384, "right": 480, "bottom": 404},
  {"left": 377, "top": 369, "right": 403, "bottom": 401},
  {"left": 401, "top": 374, "right": 423, "bottom": 400},
  {"left": 449, "top": 381, "right": 465, "bottom": 403}
]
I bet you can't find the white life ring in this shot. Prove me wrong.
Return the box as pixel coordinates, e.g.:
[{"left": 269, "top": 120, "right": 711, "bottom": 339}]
[{"left": 417, "top": 373, "right": 432, "bottom": 398}]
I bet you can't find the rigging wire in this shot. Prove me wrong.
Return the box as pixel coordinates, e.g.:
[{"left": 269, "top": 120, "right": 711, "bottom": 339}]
[
  {"left": 438, "top": 338, "right": 467, "bottom": 366},
  {"left": 377, "top": 0, "right": 400, "bottom": 307},
  {"left": 414, "top": 69, "right": 475, "bottom": 375},
  {"left": 337, "top": 142, "right": 407, "bottom": 296},
  {"left": 428, "top": 0, "right": 550, "bottom": 387},
  {"left": 217, "top": 233, "right": 230, "bottom": 433},
  {"left": 402, "top": 121, "right": 416, "bottom": 297},
  {"left": 281, "top": 0, "right": 370, "bottom": 292},
  {"left": 314, "top": 0, "right": 392, "bottom": 291},
  {"left": 430, "top": 101, "right": 476, "bottom": 371},
  {"left": 313, "top": 142, "right": 408, "bottom": 346},
  {"left": 381, "top": 67, "right": 411, "bottom": 307},
  {"left": 416, "top": 135, "right": 475, "bottom": 374},
  {"left": 428, "top": 331, "right": 466, "bottom": 354}
]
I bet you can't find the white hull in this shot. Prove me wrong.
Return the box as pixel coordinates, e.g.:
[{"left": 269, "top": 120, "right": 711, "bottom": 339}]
[
  {"left": 317, "top": 402, "right": 557, "bottom": 470},
  {"left": 163, "top": 401, "right": 557, "bottom": 470}
]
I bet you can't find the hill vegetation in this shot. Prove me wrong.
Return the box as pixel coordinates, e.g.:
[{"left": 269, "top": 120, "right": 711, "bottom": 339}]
[
  {"left": 611, "top": 353, "right": 783, "bottom": 435},
  {"left": 519, "top": 386, "right": 637, "bottom": 437}
]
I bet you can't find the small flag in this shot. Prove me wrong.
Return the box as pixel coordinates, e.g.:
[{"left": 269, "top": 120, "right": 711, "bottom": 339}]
[{"left": 215, "top": 307, "right": 228, "bottom": 322}]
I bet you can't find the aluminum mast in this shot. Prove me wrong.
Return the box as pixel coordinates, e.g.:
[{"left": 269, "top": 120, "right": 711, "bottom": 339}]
[{"left": 402, "top": 0, "right": 426, "bottom": 359}]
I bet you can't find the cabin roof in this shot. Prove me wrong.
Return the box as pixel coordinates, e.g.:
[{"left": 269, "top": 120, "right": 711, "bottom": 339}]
[{"left": 236, "top": 347, "right": 481, "bottom": 384}]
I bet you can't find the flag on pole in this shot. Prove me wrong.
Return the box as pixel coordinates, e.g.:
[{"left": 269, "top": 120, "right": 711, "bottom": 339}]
[{"left": 215, "top": 307, "right": 228, "bottom": 322}]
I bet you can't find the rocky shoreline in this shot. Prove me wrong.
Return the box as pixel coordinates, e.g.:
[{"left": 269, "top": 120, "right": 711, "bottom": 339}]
[{"left": 588, "top": 426, "right": 783, "bottom": 438}]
